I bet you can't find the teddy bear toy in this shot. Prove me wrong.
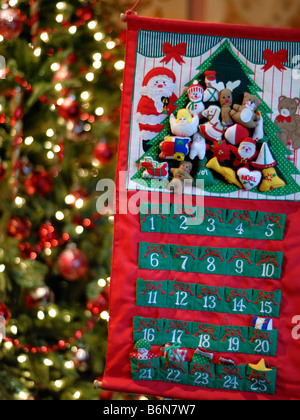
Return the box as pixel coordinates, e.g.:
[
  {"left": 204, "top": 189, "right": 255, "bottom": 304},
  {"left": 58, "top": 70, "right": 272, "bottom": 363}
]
[
  {"left": 230, "top": 92, "right": 262, "bottom": 129},
  {"left": 275, "top": 96, "right": 300, "bottom": 150}
]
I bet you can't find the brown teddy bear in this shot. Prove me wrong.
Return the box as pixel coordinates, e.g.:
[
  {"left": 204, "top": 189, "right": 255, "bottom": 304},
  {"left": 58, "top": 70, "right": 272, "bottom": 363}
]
[
  {"left": 167, "top": 161, "right": 193, "bottom": 195},
  {"left": 230, "top": 92, "right": 262, "bottom": 129},
  {"left": 275, "top": 96, "right": 300, "bottom": 150},
  {"left": 219, "top": 88, "right": 233, "bottom": 127}
]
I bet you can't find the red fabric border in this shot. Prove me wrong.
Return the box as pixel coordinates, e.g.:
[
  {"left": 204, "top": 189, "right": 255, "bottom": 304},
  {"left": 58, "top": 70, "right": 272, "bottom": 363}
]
[{"left": 102, "top": 17, "right": 300, "bottom": 400}]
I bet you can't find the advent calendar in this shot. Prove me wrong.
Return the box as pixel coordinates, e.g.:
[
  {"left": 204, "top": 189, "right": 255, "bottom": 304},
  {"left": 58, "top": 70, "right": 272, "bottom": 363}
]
[{"left": 102, "top": 16, "right": 300, "bottom": 400}]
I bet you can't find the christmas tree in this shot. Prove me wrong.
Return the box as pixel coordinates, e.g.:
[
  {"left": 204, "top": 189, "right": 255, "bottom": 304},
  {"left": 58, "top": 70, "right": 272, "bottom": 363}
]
[
  {"left": 0, "top": 0, "right": 142, "bottom": 401},
  {"left": 132, "top": 40, "right": 300, "bottom": 197}
]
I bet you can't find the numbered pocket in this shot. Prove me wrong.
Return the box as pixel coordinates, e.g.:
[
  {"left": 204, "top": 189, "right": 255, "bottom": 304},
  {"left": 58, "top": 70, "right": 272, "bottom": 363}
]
[
  {"left": 162, "top": 319, "right": 195, "bottom": 348},
  {"left": 195, "top": 285, "right": 224, "bottom": 313},
  {"left": 192, "top": 323, "right": 221, "bottom": 352},
  {"left": 248, "top": 328, "right": 278, "bottom": 356},
  {"left": 171, "top": 245, "right": 199, "bottom": 273},
  {"left": 251, "top": 289, "right": 282, "bottom": 318},
  {"left": 198, "top": 247, "right": 227, "bottom": 275},
  {"left": 255, "top": 212, "right": 286, "bottom": 241},
  {"left": 161, "top": 357, "right": 189, "bottom": 384},
  {"left": 226, "top": 210, "right": 257, "bottom": 239},
  {"left": 223, "top": 287, "right": 253, "bottom": 315},
  {"left": 167, "top": 281, "right": 196, "bottom": 311},
  {"left": 199, "top": 208, "right": 227, "bottom": 237},
  {"left": 254, "top": 251, "right": 283, "bottom": 280},
  {"left": 215, "top": 364, "right": 246, "bottom": 392},
  {"left": 131, "top": 357, "right": 160, "bottom": 382},
  {"left": 188, "top": 362, "right": 215, "bottom": 388},
  {"left": 226, "top": 248, "right": 255, "bottom": 278},
  {"left": 245, "top": 365, "right": 277, "bottom": 395},
  {"left": 140, "top": 202, "right": 169, "bottom": 233},
  {"left": 170, "top": 204, "right": 201, "bottom": 235},
  {"left": 219, "top": 326, "right": 249, "bottom": 354},
  {"left": 139, "top": 242, "right": 170, "bottom": 272},
  {"left": 133, "top": 317, "right": 164, "bottom": 346},
  {"left": 136, "top": 278, "right": 168, "bottom": 308}
]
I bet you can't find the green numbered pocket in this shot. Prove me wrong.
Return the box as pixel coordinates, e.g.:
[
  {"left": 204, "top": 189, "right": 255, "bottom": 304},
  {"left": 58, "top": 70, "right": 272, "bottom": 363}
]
[
  {"left": 255, "top": 212, "right": 286, "bottom": 241},
  {"left": 198, "top": 247, "right": 227, "bottom": 275},
  {"left": 248, "top": 328, "right": 278, "bottom": 356},
  {"left": 195, "top": 285, "right": 224, "bottom": 313},
  {"left": 161, "top": 357, "right": 189, "bottom": 385},
  {"left": 223, "top": 287, "right": 253, "bottom": 315},
  {"left": 245, "top": 365, "right": 277, "bottom": 395},
  {"left": 162, "top": 319, "right": 195, "bottom": 348},
  {"left": 251, "top": 289, "right": 282, "bottom": 318},
  {"left": 131, "top": 357, "right": 160, "bottom": 382},
  {"left": 226, "top": 210, "right": 257, "bottom": 239},
  {"left": 139, "top": 242, "right": 170, "bottom": 271},
  {"left": 167, "top": 281, "right": 196, "bottom": 311},
  {"left": 170, "top": 204, "right": 201, "bottom": 235},
  {"left": 133, "top": 317, "right": 164, "bottom": 345},
  {"left": 140, "top": 202, "right": 169, "bottom": 233},
  {"left": 170, "top": 245, "right": 199, "bottom": 273},
  {"left": 188, "top": 362, "right": 216, "bottom": 388},
  {"left": 198, "top": 208, "right": 227, "bottom": 237},
  {"left": 254, "top": 251, "right": 283, "bottom": 280},
  {"left": 215, "top": 364, "right": 246, "bottom": 392},
  {"left": 136, "top": 278, "right": 168, "bottom": 308},
  {"left": 192, "top": 323, "right": 221, "bottom": 352},
  {"left": 219, "top": 326, "right": 249, "bottom": 354},
  {"left": 226, "top": 248, "right": 255, "bottom": 277}
]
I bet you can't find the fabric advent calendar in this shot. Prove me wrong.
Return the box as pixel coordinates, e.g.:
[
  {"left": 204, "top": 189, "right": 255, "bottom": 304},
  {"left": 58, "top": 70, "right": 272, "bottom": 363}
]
[{"left": 102, "top": 15, "right": 300, "bottom": 400}]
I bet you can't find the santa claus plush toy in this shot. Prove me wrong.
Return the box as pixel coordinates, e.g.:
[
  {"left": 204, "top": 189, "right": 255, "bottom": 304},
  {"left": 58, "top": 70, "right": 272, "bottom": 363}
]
[
  {"left": 135, "top": 68, "right": 178, "bottom": 152},
  {"left": 231, "top": 138, "right": 258, "bottom": 167}
]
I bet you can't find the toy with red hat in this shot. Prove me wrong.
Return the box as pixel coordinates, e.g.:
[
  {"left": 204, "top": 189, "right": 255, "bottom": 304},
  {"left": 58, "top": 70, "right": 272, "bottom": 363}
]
[
  {"left": 203, "top": 70, "right": 225, "bottom": 102},
  {"left": 186, "top": 80, "right": 205, "bottom": 117},
  {"left": 135, "top": 67, "right": 178, "bottom": 152},
  {"left": 231, "top": 138, "right": 258, "bottom": 167}
]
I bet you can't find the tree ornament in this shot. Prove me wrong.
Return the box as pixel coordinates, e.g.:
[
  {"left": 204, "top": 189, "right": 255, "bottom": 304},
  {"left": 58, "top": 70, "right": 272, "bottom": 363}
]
[
  {"left": 0, "top": 302, "right": 11, "bottom": 324},
  {"left": 25, "top": 285, "right": 54, "bottom": 309},
  {"left": 58, "top": 246, "right": 88, "bottom": 281},
  {"left": 24, "top": 169, "right": 54, "bottom": 197},
  {"left": 7, "top": 216, "right": 31, "bottom": 240},
  {"left": 0, "top": 161, "right": 6, "bottom": 181},
  {"left": 87, "top": 293, "right": 109, "bottom": 315},
  {"left": 73, "top": 346, "right": 90, "bottom": 372},
  {"left": 38, "top": 222, "right": 59, "bottom": 248},
  {"left": 231, "top": 138, "right": 258, "bottom": 167},
  {"left": 57, "top": 96, "right": 80, "bottom": 121},
  {"left": 0, "top": 7, "right": 25, "bottom": 40},
  {"left": 237, "top": 167, "right": 262, "bottom": 191},
  {"left": 93, "top": 141, "right": 115, "bottom": 164}
]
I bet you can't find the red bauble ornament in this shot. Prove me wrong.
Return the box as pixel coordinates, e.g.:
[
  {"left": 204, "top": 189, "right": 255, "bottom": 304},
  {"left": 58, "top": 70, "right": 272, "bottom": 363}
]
[
  {"left": 93, "top": 142, "right": 115, "bottom": 164},
  {"left": 25, "top": 286, "right": 54, "bottom": 309},
  {"left": 0, "top": 7, "right": 25, "bottom": 40},
  {"left": 24, "top": 170, "right": 53, "bottom": 197},
  {"left": 38, "top": 222, "right": 59, "bottom": 248},
  {"left": 58, "top": 96, "right": 80, "bottom": 121},
  {"left": 87, "top": 294, "right": 109, "bottom": 315},
  {"left": 0, "top": 302, "right": 11, "bottom": 324},
  {"left": 58, "top": 247, "right": 88, "bottom": 281},
  {"left": 7, "top": 216, "right": 31, "bottom": 240}
]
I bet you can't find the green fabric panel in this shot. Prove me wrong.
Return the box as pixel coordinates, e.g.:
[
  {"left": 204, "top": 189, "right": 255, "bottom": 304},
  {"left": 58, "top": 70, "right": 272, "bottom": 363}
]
[
  {"left": 138, "top": 242, "right": 171, "bottom": 271},
  {"left": 133, "top": 316, "right": 164, "bottom": 346},
  {"left": 248, "top": 328, "right": 279, "bottom": 357},
  {"left": 223, "top": 287, "right": 253, "bottom": 315},
  {"left": 215, "top": 364, "right": 247, "bottom": 392},
  {"left": 254, "top": 212, "right": 286, "bottom": 241},
  {"left": 226, "top": 248, "right": 256, "bottom": 277},
  {"left": 195, "top": 285, "right": 225, "bottom": 313},
  {"left": 169, "top": 204, "right": 202, "bottom": 235},
  {"left": 251, "top": 289, "right": 282, "bottom": 318},
  {"left": 198, "top": 247, "right": 228, "bottom": 275},
  {"left": 192, "top": 323, "right": 221, "bottom": 352},
  {"left": 162, "top": 319, "right": 195, "bottom": 348},
  {"left": 170, "top": 245, "right": 199, "bottom": 273},
  {"left": 140, "top": 202, "right": 170, "bottom": 233},
  {"left": 136, "top": 278, "right": 168, "bottom": 308},
  {"left": 245, "top": 365, "right": 277, "bottom": 395},
  {"left": 160, "top": 357, "right": 189, "bottom": 385},
  {"left": 130, "top": 357, "right": 160, "bottom": 381},
  {"left": 167, "top": 281, "right": 196, "bottom": 311},
  {"left": 254, "top": 250, "right": 283, "bottom": 280},
  {"left": 198, "top": 208, "right": 227, "bottom": 237},
  {"left": 187, "top": 362, "right": 216, "bottom": 388},
  {"left": 219, "top": 326, "right": 249, "bottom": 354},
  {"left": 225, "top": 209, "right": 258, "bottom": 239}
]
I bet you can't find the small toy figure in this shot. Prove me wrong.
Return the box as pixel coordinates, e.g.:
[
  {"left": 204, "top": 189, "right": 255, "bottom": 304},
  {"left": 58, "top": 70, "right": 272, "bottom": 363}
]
[
  {"left": 189, "top": 132, "right": 206, "bottom": 160},
  {"left": 167, "top": 161, "right": 194, "bottom": 195},
  {"left": 237, "top": 167, "right": 262, "bottom": 191},
  {"left": 169, "top": 109, "right": 199, "bottom": 137},
  {"left": 160, "top": 136, "right": 191, "bottom": 161},
  {"left": 140, "top": 157, "right": 169, "bottom": 179},
  {"left": 275, "top": 96, "right": 300, "bottom": 149},
  {"left": 230, "top": 92, "right": 262, "bottom": 129},
  {"left": 199, "top": 105, "right": 225, "bottom": 142},
  {"left": 219, "top": 81, "right": 241, "bottom": 126},
  {"left": 206, "top": 157, "right": 243, "bottom": 189},
  {"left": 225, "top": 124, "right": 249, "bottom": 146},
  {"left": 186, "top": 80, "right": 205, "bottom": 117},
  {"left": 130, "top": 339, "right": 158, "bottom": 360},
  {"left": 252, "top": 316, "right": 273, "bottom": 331},
  {"left": 203, "top": 71, "right": 225, "bottom": 102},
  {"left": 231, "top": 138, "right": 258, "bottom": 167}
]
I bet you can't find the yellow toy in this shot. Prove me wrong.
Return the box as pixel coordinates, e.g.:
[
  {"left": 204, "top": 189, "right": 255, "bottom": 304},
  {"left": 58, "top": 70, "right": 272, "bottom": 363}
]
[{"left": 206, "top": 157, "right": 243, "bottom": 189}]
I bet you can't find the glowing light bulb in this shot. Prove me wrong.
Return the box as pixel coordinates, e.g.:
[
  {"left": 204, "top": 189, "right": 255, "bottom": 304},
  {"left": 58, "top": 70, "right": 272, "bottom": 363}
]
[{"left": 95, "top": 107, "right": 104, "bottom": 116}]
